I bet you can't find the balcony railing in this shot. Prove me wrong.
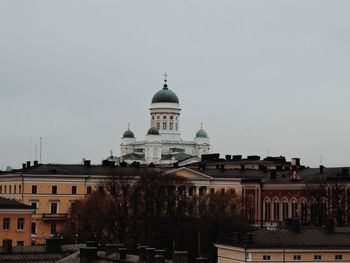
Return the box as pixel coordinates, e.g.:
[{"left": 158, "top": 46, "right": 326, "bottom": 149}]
[{"left": 42, "top": 213, "right": 67, "bottom": 221}]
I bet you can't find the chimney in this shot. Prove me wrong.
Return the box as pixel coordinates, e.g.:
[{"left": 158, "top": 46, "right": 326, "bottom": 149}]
[
  {"left": 22, "top": 163, "right": 26, "bottom": 169},
  {"left": 33, "top": 160, "right": 39, "bottom": 166},
  {"left": 291, "top": 158, "right": 300, "bottom": 167},
  {"left": 225, "top": 155, "right": 231, "bottom": 161},
  {"left": 232, "top": 155, "right": 242, "bottom": 161},
  {"left": 26, "top": 161, "right": 31, "bottom": 168},
  {"left": 320, "top": 165, "right": 324, "bottom": 174},
  {"left": 83, "top": 159, "right": 91, "bottom": 167}
]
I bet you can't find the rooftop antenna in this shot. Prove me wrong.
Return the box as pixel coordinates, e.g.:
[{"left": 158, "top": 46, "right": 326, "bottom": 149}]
[
  {"left": 320, "top": 154, "right": 323, "bottom": 165},
  {"left": 39, "top": 137, "right": 42, "bottom": 164},
  {"left": 35, "top": 144, "right": 38, "bottom": 161}
]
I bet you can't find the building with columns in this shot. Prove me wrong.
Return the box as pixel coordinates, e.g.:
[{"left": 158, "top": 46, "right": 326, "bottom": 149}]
[{"left": 120, "top": 74, "right": 211, "bottom": 165}]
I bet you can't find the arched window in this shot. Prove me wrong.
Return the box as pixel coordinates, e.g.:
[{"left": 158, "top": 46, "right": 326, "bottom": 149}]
[
  {"left": 291, "top": 198, "right": 298, "bottom": 219},
  {"left": 300, "top": 198, "right": 308, "bottom": 223},
  {"left": 264, "top": 198, "right": 271, "bottom": 222},
  {"left": 282, "top": 198, "right": 289, "bottom": 219},
  {"left": 273, "top": 198, "right": 280, "bottom": 222}
]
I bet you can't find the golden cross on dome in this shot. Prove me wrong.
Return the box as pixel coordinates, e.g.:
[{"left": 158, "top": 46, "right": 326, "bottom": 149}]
[
  {"left": 163, "top": 72, "right": 168, "bottom": 83},
  {"left": 128, "top": 123, "right": 130, "bottom": 130},
  {"left": 200, "top": 123, "right": 203, "bottom": 129}
]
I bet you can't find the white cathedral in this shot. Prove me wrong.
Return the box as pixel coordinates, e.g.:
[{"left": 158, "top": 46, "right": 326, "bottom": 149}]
[{"left": 120, "top": 75, "right": 210, "bottom": 165}]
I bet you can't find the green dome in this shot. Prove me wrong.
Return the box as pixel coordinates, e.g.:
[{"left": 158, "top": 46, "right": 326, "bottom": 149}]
[
  {"left": 196, "top": 128, "right": 208, "bottom": 138},
  {"left": 151, "top": 85, "right": 179, "bottom": 104},
  {"left": 123, "top": 129, "right": 135, "bottom": 138},
  {"left": 147, "top": 127, "right": 160, "bottom": 135}
]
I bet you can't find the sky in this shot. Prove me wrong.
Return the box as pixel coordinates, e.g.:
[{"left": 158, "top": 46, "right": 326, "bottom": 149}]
[{"left": 1, "top": 0, "right": 350, "bottom": 169}]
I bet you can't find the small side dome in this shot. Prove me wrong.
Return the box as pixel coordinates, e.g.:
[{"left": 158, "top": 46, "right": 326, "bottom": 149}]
[
  {"left": 147, "top": 127, "right": 160, "bottom": 135},
  {"left": 123, "top": 129, "right": 135, "bottom": 138},
  {"left": 196, "top": 128, "right": 208, "bottom": 138}
]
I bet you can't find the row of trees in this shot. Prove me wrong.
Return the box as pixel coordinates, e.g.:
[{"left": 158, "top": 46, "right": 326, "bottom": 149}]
[{"left": 61, "top": 169, "right": 249, "bottom": 260}]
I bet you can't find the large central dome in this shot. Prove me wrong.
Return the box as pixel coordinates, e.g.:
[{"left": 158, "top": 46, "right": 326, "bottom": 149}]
[{"left": 151, "top": 84, "right": 179, "bottom": 104}]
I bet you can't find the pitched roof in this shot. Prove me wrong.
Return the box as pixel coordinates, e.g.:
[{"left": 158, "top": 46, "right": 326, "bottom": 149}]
[
  {"left": 238, "top": 227, "right": 350, "bottom": 249},
  {"left": 0, "top": 197, "right": 32, "bottom": 209}
]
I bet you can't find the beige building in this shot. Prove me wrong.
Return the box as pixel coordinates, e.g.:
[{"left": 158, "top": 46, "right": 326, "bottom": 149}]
[{"left": 216, "top": 225, "right": 350, "bottom": 263}]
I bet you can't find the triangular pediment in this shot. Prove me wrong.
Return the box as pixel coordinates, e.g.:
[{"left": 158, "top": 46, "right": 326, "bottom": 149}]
[{"left": 166, "top": 167, "right": 213, "bottom": 181}]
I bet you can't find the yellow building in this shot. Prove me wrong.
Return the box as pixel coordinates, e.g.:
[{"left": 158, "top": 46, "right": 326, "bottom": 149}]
[
  {"left": 0, "top": 162, "right": 162, "bottom": 245},
  {"left": 0, "top": 196, "right": 34, "bottom": 246},
  {"left": 215, "top": 225, "right": 350, "bottom": 263}
]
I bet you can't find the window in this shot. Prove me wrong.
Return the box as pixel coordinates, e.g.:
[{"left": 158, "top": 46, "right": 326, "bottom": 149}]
[
  {"left": 19, "top": 185, "right": 21, "bottom": 194},
  {"left": 157, "top": 116, "right": 160, "bottom": 119},
  {"left": 14, "top": 185, "right": 16, "bottom": 193},
  {"left": 170, "top": 116, "right": 173, "bottom": 120},
  {"left": 9, "top": 185, "right": 11, "bottom": 194},
  {"left": 98, "top": 186, "right": 104, "bottom": 193},
  {"left": 175, "top": 123, "right": 178, "bottom": 131},
  {"left": 4, "top": 185, "right": 6, "bottom": 194},
  {"left": 264, "top": 199, "right": 271, "bottom": 221},
  {"left": 300, "top": 202, "right": 307, "bottom": 222},
  {"left": 162, "top": 122, "right": 167, "bottom": 130},
  {"left": 263, "top": 255, "right": 271, "bottom": 260},
  {"left": 32, "top": 185, "right": 37, "bottom": 194},
  {"left": 17, "top": 241, "right": 24, "bottom": 247},
  {"left": 87, "top": 186, "right": 92, "bottom": 195},
  {"left": 31, "top": 222, "right": 36, "bottom": 234},
  {"left": 72, "top": 186, "right": 77, "bottom": 195},
  {"left": 17, "top": 218, "right": 24, "bottom": 230},
  {"left": 199, "top": 187, "right": 207, "bottom": 196},
  {"left": 3, "top": 218, "right": 10, "bottom": 230},
  {"left": 169, "top": 122, "right": 173, "bottom": 130},
  {"left": 156, "top": 122, "right": 160, "bottom": 129},
  {"left": 335, "top": 255, "right": 342, "bottom": 260},
  {"left": 314, "top": 255, "right": 321, "bottom": 260},
  {"left": 293, "top": 255, "right": 301, "bottom": 260},
  {"left": 50, "top": 223, "right": 56, "bottom": 235},
  {"left": 163, "top": 116, "right": 166, "bottom": 119},
  {"left": 52, "top": 185, "right": 57, "bottom": 194},
  {"left": 273, "top": 200, "right": 280, "bottom": 221},
  {"left": 210, "top": 188, "right": 215, "bottom": 194},
  {"left": 152, "top": 116, "right": 154, "bottom": 120},
  {"left": 0, "top": 185, "right": 2, "bottom": 194},
  {"left": 50, "top": 203, "right": 58, "bottom": 214},
  {"left": 282, "top": 200, "right": 289, "bottom": 219},
  {"left": 189, "top": 187, "right": 195, "bottom": 196},
  {"left": 291, "top": 200, "right": 298, "bottom": 219},
  {"left": 31, "top": 202, "right": 37, "bottom": 213}
]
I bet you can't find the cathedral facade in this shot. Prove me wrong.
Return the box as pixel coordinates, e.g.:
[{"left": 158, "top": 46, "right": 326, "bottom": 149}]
[{"left": 120, "top": 75, "right": 210, "bottom": 165}]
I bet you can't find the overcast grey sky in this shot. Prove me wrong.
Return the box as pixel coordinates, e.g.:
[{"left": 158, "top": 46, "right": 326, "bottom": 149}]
[{"left": 1, "top": 0, "right": 350, "bottom": 169}]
